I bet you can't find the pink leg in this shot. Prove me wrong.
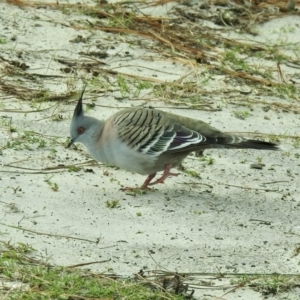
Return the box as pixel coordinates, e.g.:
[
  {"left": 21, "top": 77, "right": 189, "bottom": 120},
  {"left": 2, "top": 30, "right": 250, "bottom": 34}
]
[
  {"left": 149, "top": 164, "right": 178, "bottom": 186},
  {"left": 140, "top": 173, "right": 157, "bottom": 189},
  {"left": 120, "top": 164, "right": 178, "bottom": 191},
  {"left": 120, "top": 173, "right": 156, "bottom": 191}
]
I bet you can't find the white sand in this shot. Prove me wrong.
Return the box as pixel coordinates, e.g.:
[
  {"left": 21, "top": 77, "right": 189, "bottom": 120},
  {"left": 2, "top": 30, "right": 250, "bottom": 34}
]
[{"left": 0, "top": 1, "right": 300, "bottom": 299}]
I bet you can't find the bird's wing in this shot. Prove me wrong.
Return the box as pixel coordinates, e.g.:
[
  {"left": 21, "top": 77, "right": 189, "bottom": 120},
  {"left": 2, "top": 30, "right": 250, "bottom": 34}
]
[{"left": 113, "top": 108, "right": 214, "bottom": 157}]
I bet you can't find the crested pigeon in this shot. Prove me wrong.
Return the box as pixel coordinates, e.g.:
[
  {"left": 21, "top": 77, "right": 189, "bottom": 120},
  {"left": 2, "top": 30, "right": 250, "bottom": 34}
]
[{"left": 68, "top": 87, "right": 279, "bottom": 190}]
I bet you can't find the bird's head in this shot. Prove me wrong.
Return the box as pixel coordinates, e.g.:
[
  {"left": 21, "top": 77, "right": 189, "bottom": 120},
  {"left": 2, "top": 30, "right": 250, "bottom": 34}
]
[{"left": 67, "top": 85, "right": 101, "bottom": 148}]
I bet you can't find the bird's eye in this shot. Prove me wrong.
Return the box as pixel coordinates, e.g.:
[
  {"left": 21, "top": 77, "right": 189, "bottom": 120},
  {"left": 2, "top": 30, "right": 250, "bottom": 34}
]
[{"left": 78, "top": 127, "right": 85, "bottom": 134}]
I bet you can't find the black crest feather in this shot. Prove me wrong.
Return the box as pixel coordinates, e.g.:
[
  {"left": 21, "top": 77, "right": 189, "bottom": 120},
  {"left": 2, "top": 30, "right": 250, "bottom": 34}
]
[{"left": 74, "top": 83, "right": 87, "bottom": 117}]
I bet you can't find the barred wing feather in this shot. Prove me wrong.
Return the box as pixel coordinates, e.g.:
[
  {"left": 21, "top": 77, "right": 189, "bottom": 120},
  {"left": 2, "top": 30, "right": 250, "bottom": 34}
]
[{"left": 114, "top": 109, "right": 209, "bottom": 156}]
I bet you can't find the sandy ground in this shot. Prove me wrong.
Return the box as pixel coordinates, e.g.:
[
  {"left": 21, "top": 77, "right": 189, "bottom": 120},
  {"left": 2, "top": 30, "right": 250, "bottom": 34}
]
[{"left": 0, "top": 1, "right": 300, "bottom": 299}]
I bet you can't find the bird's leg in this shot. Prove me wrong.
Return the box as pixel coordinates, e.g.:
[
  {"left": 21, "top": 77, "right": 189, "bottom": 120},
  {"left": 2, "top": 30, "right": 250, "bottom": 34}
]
[
  {"left": 140, "top": 173, "right": 157, "bottom": 189},
  {"left": 121, "top": 165, "right": 178, "bottom": 191},
  {"left": 149, "top": 164, "right": 178, "bottom": 186},
  {"left": 120, "top": 173, "right": 156, "bottom": 191}
]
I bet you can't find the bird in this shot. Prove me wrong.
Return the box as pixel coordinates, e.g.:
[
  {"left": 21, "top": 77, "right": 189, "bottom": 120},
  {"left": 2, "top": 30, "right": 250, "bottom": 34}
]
[{"left": 68, "top": 86, "right": 279, "bottom": 190}]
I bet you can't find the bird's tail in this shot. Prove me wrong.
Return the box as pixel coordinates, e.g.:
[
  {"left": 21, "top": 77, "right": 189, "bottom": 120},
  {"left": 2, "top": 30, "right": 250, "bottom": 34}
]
[{"left": 211, "top": 135, "right": 279, "bottom": 150}]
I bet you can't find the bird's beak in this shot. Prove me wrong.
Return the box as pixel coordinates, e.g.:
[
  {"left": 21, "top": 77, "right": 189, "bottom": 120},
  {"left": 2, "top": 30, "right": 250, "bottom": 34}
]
[{"left": 67, "top": 138, "right": 75, "bottom": 148}]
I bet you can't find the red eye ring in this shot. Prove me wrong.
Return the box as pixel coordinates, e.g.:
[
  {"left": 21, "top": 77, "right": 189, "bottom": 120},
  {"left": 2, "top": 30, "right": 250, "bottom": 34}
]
[{"left": 78, "top": 127, "right": 85, "bottom": 134}]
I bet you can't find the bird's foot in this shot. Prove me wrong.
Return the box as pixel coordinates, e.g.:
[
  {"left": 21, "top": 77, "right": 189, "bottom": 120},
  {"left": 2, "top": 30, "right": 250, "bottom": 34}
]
[
  {"left": 120, "top": 165, "right": 178, "bottom": 191},
  {"left": 120, "top": 186, "right": 152, "bottom": 192},
  {"left": 120, "top": 173, "right": 157, "bottom": 192},
  {"left": 149, "top": 164, "right": 178, "bottom": 186}
]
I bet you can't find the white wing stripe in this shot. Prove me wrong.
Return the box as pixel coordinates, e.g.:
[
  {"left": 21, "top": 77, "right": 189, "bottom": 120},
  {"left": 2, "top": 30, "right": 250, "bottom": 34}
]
[{"left": 170, "top": 132, "right": 206, "bottom": 150}]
